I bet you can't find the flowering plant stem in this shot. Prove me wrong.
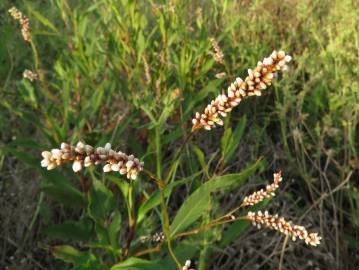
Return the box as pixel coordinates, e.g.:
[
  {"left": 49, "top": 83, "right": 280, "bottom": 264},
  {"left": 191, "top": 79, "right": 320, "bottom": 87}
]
[
  {"left": 155, "top": 127, "right": 162, "bottom": 179},
  {"left": 141, "top": 130, "right": 227, "bottom": 267},
  {"left": 133, "top": 216, "right": 248, "bottom": 259},
  {"left": 164, "top": 131, "right": 195, "bottom": 184},
  {"left": 160, "top": 182, "right": 182, "bottom": 269},
  {"left": 145, "top": 159, "right": 184, "bottom": 268},
  {"left": 124, "top": 181, "right": 135, "bottom": 258},
  {"left": 30, "top": 40, "right": 55, "bottom": 101},
  {"left": 151, "top": 131, "right": 196, "bottom": 269},
  {"left": 173, "top": 216, "right": 246, "bottom": 240}
]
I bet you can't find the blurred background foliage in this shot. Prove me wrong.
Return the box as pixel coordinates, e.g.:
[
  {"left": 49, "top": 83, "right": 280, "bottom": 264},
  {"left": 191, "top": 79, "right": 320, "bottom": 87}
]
[{"left": 0, "top": 0, "right": 358, "bottom": 269}]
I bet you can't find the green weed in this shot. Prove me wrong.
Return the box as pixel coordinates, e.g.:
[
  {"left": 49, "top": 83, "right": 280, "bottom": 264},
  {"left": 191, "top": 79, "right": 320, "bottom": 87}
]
[{"left": 1, "top": 0, "right": 358, "bottom": 269}]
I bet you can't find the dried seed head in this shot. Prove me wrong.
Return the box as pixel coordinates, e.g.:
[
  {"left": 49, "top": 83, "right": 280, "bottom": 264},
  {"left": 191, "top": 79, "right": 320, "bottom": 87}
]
[
  {"left": 209, "top": 37, "right": 224, "bottom": 64},
  {"left": 143, "top": 54, "right": 151, "bottom": 84},
  {"left": 192, "top": 50, "right": 291, "bottom": 131},
  {"left": 246, "top": 211, "right": 321, "bottom": 246},
  {"left": 241, "top": 171, "right": 283, "bottom": 207},
  {"left": 40, "top": 142, "right": 144, "bottom": 180}
]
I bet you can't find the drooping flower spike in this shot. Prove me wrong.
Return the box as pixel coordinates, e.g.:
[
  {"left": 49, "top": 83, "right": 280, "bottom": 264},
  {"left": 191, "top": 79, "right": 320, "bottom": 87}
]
[
  {"left": 41, "top": 142, "right": 143, "bottom": 180},
  {"left": 224, "top": 171, "right": 321, "bottom": 246},
  {"left": 8, "top": 7, "right": 32, "bottom": 42},
  {"left": 192, "top": 50, "right": 292, "bottom": 131},
  {"left": 246, "top": 211, "right": 321, "bottom": 246}
]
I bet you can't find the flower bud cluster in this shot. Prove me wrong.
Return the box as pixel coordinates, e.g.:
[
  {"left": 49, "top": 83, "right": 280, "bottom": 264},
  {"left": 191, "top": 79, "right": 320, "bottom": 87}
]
[
  {"left": 209, "top": 37, "right": 224, "bottom": 64},
  {"left": 8, "top": 7, "right": 32, "bottom": 42},
  {"left": 23, "top": 69, "right": 37, "bottom": 82},
  {"left": 192, "top": 50, "right": 292, "bottom": 131},
  {"left": 241, "top": 172, "right": 282, "bottom": 207},
  {"left": 246, "top": 211, "right": 321, "bottom": 246},
  {"left": 41, "top": 142, "right": 143, "bottom": 180},
  {"left": 140, "top": 231, "right": 164, "bottom": 243}
]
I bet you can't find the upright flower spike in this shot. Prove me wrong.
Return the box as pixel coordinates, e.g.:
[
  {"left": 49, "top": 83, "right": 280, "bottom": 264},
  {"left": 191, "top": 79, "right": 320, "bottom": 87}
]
[
  {"left": 246, "top": 211, "right": 321, "bottom": 246},
  {"left": 192, "top": 50, "right": 292, "bottom": 131},
  {"left": 241, "top": 171, "right": 283, "bottom": 207},
  {"left": 8, "top": 7, "right": 32, "bottom": 42},
  {"left": 40, "top": 142, "right": 144, "bottom": 180}
]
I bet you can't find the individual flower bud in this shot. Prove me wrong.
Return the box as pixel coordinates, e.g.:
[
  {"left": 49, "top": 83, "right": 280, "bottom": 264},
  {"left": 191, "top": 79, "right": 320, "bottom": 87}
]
[
  {"left": 111, "top": 163, "right": 119, "bottom": 171},
  {"left": 47, "top": 163, "right": 57, "bottom": 170},
  {"left": 85, "top": 145, "right": 94, "bottom": 154},
  {"left": 41, "top": 151, "right": 51, "bottom": 159},
  {"left": 51, "top": 149, "right": 62, "bottom": 160},
  {"left": 60, "top": 143, "right": 68, "bottom": 150},
  {"left": 277, "top": 50, "right": 286, "bottom": 59},
  {"left": 126, "top": 160, "right": 134, "bottom": 169},
  {"left": 41, "top": 159, "right": 49, "bottom": 167},
  {"left": 96, "top": 147, "right": 105, "bottom": 155},
  {"left": 104, "top": 143, "right": 111, "bottom": 151},
  {"left": 109, "top": 149, "right": 116, "bottom": 157},
  {"left": 62, "top": 152, "right": 71, "bottom": 160},
  {"left": 103, "top": 164, "right": 112, "bottom": 172},
  {"left": 84, "top": 156, "right": 92, "bottom": 167},
  {"left": 75, "top": 141, "right": 85, "bottom": 154},
  {"left": 182, "top": 259, "right": 196, "bottom": 270},
  {"left": 72, "top": 160, "right": 82, "bottom": 172}
]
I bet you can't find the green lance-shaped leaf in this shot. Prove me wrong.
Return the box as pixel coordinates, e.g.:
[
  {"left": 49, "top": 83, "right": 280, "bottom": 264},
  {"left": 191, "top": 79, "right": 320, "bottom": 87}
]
[
  {"left": 110, "top": 257, "right": 167, "bottom": 270},
  {"left": 108, "top": 210, "right": 122, "bottom": 249},
  {"left": 170, "top": 186, "right": 211, "bottom": 237},
  {"left": 136, "top": 171, "right": 202, "bottom": 224},
  {"left": 170, "top": 159, "right": 264, "bottom": 237},
  {"left": 221, "top": 116, "right": 247, "bottom": 165},
  {"left": 51, "top": 245, "right": 103, "bottom": 269},
  {"left": 40, "top": 170, "right": 86, "bottom": 208},
  {"left": 45, "top": 219, "right": 93, "bottom": 241},
  {"left": 88, "top": 178, "right": 116, "bottom": 225},
  {"left": 88, "top": 178, "right": 121, "bottom": 249}
]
